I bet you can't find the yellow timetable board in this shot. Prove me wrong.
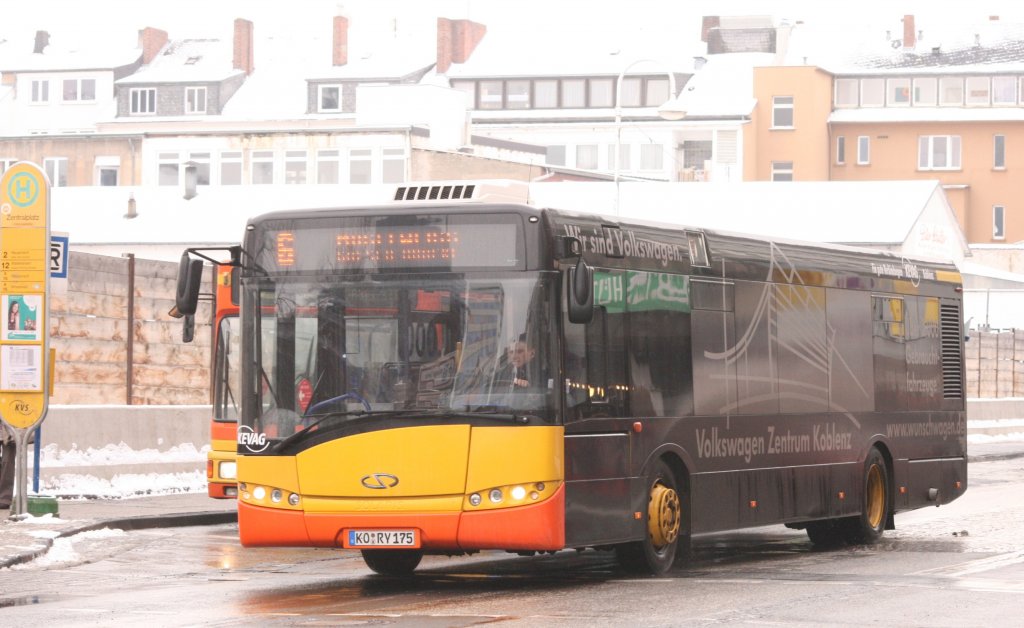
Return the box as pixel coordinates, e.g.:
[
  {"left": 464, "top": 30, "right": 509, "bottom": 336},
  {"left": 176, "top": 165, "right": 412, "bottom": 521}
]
[{"left": 0, "top": 162, "right": 51, "bottom": 430}]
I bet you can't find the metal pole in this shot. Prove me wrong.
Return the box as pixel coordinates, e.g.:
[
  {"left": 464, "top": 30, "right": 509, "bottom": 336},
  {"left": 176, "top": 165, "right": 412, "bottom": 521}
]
[
  {"left": 126, "top": 253, "right": 135, "bottom": 405},
  {"left": 614, "top": 59, "right": 678, "bottom": 215},
  {"left": 11, "top": 428, "right": 30, "bottom": 516},
  {"left": 32, "top": 425, "right": 40, "bottom": 493}
]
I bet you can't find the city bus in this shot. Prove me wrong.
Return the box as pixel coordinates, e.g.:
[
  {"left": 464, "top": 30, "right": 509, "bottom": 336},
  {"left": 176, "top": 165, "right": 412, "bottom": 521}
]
[
  {"left": 174, "top": 182, "right": 967, "bottom": 575},
  {"left": 208, "top": 264, "right": 240, "bottom": 498}
]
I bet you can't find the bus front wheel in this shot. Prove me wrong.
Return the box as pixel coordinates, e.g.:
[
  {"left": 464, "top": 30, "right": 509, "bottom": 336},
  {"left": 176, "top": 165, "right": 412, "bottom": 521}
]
[
  {"left": 362, "top": 549, "right": 423, "bottom": 576},
  {"left": 616, "top": 459, "right": 683, "bottom": 575}
]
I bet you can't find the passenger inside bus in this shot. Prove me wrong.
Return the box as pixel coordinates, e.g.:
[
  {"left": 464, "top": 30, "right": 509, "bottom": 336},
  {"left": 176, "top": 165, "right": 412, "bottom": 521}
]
[{"left": 505, "top": 333, "right": 547, "bottom": 391}]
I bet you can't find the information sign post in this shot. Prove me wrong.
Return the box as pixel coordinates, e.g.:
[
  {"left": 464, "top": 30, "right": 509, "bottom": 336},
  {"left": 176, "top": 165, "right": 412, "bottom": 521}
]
[{"left": 0, "top": 162, "right": 51, "bottom": 516}]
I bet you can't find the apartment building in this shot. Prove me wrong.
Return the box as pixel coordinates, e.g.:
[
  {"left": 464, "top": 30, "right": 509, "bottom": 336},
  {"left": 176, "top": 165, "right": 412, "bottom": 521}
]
[{"left": 747, "top": 14, "right": 1024, "bottom": 244}]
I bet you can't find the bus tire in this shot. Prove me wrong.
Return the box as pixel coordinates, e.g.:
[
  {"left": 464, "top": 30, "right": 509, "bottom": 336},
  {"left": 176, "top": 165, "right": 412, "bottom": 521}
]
[
  {"left": 616, "top": 459, "right": 682, "bottom": 575},
  {"left": 362, "top": 549, "right": 423, "bottom": 576},
  {"left": 842, "top": 447, "right": 891, "bottom": 545},
  {"left": 805, "top": 519, "right": 845, "bottom": 547}
]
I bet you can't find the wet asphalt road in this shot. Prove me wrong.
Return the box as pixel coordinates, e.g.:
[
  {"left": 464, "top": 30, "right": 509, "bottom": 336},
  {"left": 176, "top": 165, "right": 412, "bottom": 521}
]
[{"left": 2, "top": 458, "right": 1023, "bottom": 627}]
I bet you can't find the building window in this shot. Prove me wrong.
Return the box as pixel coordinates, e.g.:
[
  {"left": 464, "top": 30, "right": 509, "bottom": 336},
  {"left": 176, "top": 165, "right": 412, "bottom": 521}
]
[
  {"left": 43, "top": 157, "right": 67, "bottom": 187},
  {"left": 478, "top": 80, "right": 504, "bottom": 109},
  {"left": 185, "top": 86, "right": 207, "bottom": 114},
  {"left": 189, "top": 152, "right": 211, "bottom": 186},
  {"left": 284, "top": 150, "right": 307, "bottom": 184},
  {"left": 993, "top": 76, "right": 1016, "bottom": 105},
  {"left": 31, "top": 80, "right": 49, "bottom": 103},
  {"left": 576, "top": 144, "right": 598, "bottom": 170},
  {"left": 620, "top": 77, "right": 643, "bottom": 107},
  {"left": 98, "top": 167, "right": 118, "bottom": 186},
  {"left": 772, "top": 96, "right": 794, "bottom": 128},
  {"left": 836, "top": 136, "right": 846, "bottom": 165},
  {"left": 860, "top": 78, "right": 884, "bottom": 107},
  {"left": 220, "top": 151, "right": 241, "bottom": 185},
  {"left": 318, "top": 85, "right": 341, "bottom": 112},
  {"left": 546, "top": 145, "right": 566, "bottom": 166},
  {"left": 0, "top": 159, "right": 17, "bottom": 176},
  {"left": 506, "top": 80, "right": 530, "bottom": 109},
  {"left": 562, "top": 79, "right": 586, "bottom": 108},
  {"left": 918, "top": 135, "right": 961, "bottom": 170},
  {"left": 382, "top": 148, "right": 405, "bottom": 183},
  {"left": 913, "top": 78, "right": 937, "bottom": 106},
  {"left": 993, "top": 205, "right": 1005, "bottom": 240},
  {"left": 771, "top": 161, "right": 794, "bottom": 181},
  {"left": 252, "top": 150, "right": 274, "bottom": 184},
  {"left": 158, "top": 152, "right": 179, "bottom": 186},
  {"left": 887, "top": 78, "right": 911, "bottom": 106},
  {"left": 62, "top": 78, "right": 96, "bottom": 102},
  {"left": 681, "top": 140, "right": 711, "bottom": 170},
  {"left": 645, "top": 78, "right": 669, "bottom": 106},
  {"left": 349, "top": 149, "right": 372, "bottom": 184},
  {"left": 450, "top": 80, "right": 475, "bottom": 107},
  {"left": 939, "top": 77, "right": 964, "bottom": 105},
  {"left": 534, "top": 80, "right": 558, "bottom": 108},
  {"left": 639, "top": 144, "right": 664, "bottom": 170},
  {"left": 589, "top": 78, "right": 614, "bottom": 108},
  {"left": 857, "top": 136, "right": 870, "bottom": 165},
  {"left": 835, "top": 78, "right": 858, "bottom": 107},
  {"left": 994, "top": 135, "right": 1006, "bottom": 169},
  {"left": 130, "top": 88, "right": 156, "bottom": 115},
  {"left": 609, "top": 144, "right": 631, "bottom": 171},
  {"left": 316, "top": 149, "right": 340, "bottom": 184},
  {"left": 966, "top": 76, "right": 991, "bottom": 106}
]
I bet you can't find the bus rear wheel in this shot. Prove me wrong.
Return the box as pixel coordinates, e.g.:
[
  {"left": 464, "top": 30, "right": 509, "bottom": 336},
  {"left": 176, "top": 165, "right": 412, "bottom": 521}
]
[
  {"left": 361, "top": 549, "right": 423, "bottom": 576},
  {"left": 842, "top": 447, "right": 890, "bottom": 545},
  {"left": 616, "top": 459, "right": 683, "bottom": 575}
]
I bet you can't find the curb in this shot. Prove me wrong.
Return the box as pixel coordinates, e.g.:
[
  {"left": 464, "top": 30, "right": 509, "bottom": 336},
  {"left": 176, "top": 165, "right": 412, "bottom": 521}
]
[{"left": 0, "top": 510, "right": 237, "bottom": 570}]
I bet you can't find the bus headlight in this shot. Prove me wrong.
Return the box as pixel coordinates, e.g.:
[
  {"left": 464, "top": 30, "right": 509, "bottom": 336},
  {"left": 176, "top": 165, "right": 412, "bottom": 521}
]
[
  {"left": 220, "top": 461, "right": 237, "bottom": 480},
  {"left": 270, "top": 489, "right": 282, "bottom": 503},
  {"left": 510, "top": 486, "right": 527, "bottom": 500},
  {"left": 488, "top": 489, "right": 504, "bottom": 503},
  {"left": 469, "top": 493, "right": 482, "bottom": 507},
  {"left": 252, "top": 486, "right": 267, "bottom": 500},
  {"left": 288, "top": 493, "right": 300, "bottom": 506},
  {"left": 465, "top": 481, "right": 560, "bottom": 510}
]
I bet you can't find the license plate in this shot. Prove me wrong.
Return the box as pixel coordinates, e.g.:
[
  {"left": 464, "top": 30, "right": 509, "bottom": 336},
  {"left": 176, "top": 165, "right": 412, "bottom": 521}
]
[{"left": 343, "top": 529, "right": 420, "bottom": 548}]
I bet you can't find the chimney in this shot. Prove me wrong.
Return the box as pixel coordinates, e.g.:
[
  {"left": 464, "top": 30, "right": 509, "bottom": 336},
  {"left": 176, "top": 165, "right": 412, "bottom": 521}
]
[
  {"left": 33, "top": 30, "right": 49, "bottom": 54},
  {"left": 233, "top": 18, "right": 254, "bottom": 75},
  {"left": 138, "top": 27, "right": 168, "bottom": 64},
  {"left": 436, "top": 17, "right": 486, "bottom": 74},
  {"left": 333, "top": 15, "right": 348, "bottom": 66},
  {"left": 903, "top": 15, "right": 916, "bottom": 49},
  {"left": 701, "top": 16, "right": 720, "bottom": 43}
]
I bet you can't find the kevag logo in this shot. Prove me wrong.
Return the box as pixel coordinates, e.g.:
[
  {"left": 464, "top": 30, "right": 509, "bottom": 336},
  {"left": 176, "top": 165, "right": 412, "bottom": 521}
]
[{"left": 237, "top": 425, "right": 269, "bottom": 453}]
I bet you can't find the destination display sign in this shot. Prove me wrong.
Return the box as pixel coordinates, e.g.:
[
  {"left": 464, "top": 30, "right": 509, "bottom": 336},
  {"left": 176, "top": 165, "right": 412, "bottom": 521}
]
[{"left": 256, "top": 214, "right": 525, "bottom": 273}]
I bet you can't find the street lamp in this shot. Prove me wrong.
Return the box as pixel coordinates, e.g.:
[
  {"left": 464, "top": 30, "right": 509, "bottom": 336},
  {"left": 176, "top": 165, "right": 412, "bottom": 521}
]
[{"left": 613, "top": 58, "right": 687, "bottom": 213}]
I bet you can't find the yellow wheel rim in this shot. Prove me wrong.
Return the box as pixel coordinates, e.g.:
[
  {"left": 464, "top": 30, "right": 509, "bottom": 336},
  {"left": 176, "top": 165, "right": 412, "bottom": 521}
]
[
  {"left": 866, "top": 464, "right": 885, "bottom": 529},
  {"left": 647, "top": 481, "right": 681, "bottom": 548}
]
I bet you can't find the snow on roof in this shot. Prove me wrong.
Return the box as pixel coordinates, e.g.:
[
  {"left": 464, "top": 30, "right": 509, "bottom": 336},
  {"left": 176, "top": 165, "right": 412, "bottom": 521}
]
[
  {"left": 116, "top": 39, "right": 241, "bottom": 84},
  {"left": 675, "top": 53, "right": 771, "bottom": 117},
  {"left": 785, "top": 12, "right": 1024, "bottom": 74}
]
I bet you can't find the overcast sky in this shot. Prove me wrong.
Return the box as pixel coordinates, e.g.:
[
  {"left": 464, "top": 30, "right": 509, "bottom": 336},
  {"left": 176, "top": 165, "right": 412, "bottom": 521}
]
[{"left": 7, "top": 0, "right": 1024, "bottom": 49}]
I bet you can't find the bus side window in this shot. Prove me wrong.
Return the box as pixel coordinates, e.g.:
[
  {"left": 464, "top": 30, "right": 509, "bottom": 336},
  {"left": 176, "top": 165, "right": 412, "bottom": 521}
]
[{"left": 564, "top": 269, "right": 628, "bottom": 420}]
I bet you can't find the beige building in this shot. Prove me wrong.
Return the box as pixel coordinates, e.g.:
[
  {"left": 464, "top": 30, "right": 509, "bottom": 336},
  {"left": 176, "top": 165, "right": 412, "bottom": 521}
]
[{"left": 744, "top": 14, "right": 1024, "bottom": 245}]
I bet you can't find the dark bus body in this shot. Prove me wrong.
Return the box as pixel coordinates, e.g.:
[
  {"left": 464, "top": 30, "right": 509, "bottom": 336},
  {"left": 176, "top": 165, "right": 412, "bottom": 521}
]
[{"left": 225, "top": 197, "right": 965, "bottom": 575}]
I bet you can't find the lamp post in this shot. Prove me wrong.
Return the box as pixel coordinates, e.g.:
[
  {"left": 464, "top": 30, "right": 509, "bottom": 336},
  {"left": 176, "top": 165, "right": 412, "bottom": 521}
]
[{"left": 613, "top": 58, "right": 687, "bottom": 213}]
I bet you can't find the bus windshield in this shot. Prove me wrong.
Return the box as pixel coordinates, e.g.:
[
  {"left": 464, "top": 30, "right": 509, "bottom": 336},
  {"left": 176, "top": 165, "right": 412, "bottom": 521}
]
[{"left": 243, "top": 272, "right": 557, "bottom": 442}]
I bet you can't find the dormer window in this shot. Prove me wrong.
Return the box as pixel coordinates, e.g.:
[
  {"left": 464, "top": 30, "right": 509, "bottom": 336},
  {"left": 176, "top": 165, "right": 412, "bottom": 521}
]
[
  {"left": 318, "top": 85, "right": 342, "bottom": 112},
  {"left": 185, "top": 86, "right": 207, "bottom": 114},
  {"left": 130, "top": 88, "right": 157, "bottom": 115}
]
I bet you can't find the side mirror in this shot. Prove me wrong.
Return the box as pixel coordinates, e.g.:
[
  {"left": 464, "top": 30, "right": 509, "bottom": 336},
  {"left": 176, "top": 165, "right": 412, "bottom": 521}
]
[
  {"left": 173, "top": 253, "right": 204, "bottom": 317},
  {"left": 182, "top": 314, "right": 195, "bottom": 343},
  {"left": 566, "top": 257, "right": 593, "bottom": 324}
]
